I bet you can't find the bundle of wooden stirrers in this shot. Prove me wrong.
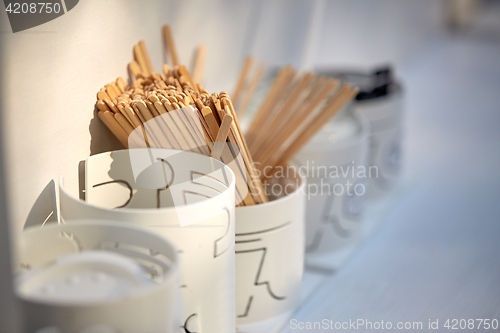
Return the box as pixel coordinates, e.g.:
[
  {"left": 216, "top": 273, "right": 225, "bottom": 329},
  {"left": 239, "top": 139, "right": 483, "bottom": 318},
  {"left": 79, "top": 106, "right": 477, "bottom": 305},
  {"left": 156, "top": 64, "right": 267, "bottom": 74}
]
[
  {"left": 95, "top": 26, "right": 359, "bottom": 206},
  {"left": 95, "top": 26, "right": 267, "bottom": 206},
  {"left": 232, "top": 56, "right": 360, "bottom": 178}
]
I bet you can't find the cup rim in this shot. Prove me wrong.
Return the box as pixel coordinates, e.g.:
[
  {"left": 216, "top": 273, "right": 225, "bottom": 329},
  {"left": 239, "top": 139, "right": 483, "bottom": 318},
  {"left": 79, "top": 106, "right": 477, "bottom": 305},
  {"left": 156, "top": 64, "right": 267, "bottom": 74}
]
[
  {"left": 298, "top": 114, "right": 371, "bottom": 153},
  {"left": 60, "top": 148, "right": 236, "bottom": 214},
  {"left": 235, "top": 166, "right": 307, "bottom": 211},
  {"left": 16, "top": 220, "right": 179, "bottom": 307}
]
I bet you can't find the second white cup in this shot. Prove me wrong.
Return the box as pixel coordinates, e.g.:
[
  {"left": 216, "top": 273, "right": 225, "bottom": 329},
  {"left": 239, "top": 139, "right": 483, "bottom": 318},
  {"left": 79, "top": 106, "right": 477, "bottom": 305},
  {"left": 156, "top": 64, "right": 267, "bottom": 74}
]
[{"left": 235, "top": 169, "right": 306, "bottom": 325}]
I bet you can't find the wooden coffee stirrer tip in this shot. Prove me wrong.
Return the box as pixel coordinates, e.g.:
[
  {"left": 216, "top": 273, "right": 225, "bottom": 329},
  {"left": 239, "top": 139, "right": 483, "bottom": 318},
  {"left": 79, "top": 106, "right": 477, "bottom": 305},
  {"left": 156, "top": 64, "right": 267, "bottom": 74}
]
[
  {"left": 238, "top": 62, "right": 265, "bottom": 118},
  {"left": 232, "top": 56, "right": 254, "bottom": 106},
  {"left": 163, "top": 25, "right": 180, "bottom": 67}
]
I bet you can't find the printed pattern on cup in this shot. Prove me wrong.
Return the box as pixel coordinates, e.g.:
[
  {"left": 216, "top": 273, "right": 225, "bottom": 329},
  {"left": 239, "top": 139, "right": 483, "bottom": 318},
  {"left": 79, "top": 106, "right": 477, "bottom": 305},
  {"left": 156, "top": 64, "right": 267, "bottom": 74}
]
[
  {"left": 59, "top": 149, "right": 236, "bottom": 333},
  {"left": 368, "top": 127, "right": 403, "bottom": 192},
  {"left": 297, "top": 122, "right": 370, "bottom": 259},
  {"left": 305, "top": 176, "right": 367, "bottom": 255},
  {"left": 235, "top": 174, "right": 305, "bottom": 325}
]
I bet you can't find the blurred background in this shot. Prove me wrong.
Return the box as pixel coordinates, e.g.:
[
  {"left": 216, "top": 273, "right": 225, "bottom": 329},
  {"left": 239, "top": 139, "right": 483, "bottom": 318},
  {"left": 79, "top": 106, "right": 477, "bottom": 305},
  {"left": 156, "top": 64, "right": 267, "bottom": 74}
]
[{"left": 1, "top": 0, "right": 499, "bottom": 331}]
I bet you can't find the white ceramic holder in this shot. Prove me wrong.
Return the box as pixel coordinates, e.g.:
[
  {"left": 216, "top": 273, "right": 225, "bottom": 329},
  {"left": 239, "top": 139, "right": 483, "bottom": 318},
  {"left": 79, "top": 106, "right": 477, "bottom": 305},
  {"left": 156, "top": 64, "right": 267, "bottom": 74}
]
[
  {"left": 355, "top": 90, "right": 404, "bottom": 199},
  {"left": 59, "top": 149, "right": 236, "bottom": 333},
  {"left": 296, "top": 112, "right": 370, "bottom": 269},
  {"left": 15, "top": 221, "right": 180, "bottom": 333},
  {"left": 235, "top": 170, "right": 306, "bottom": 327}
]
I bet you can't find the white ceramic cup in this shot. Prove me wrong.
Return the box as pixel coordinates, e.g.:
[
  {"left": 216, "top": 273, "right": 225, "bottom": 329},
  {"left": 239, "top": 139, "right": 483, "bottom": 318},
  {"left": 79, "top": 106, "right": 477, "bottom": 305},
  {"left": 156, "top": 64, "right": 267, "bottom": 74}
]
[
  {"left": 59, "top": 149, "right": 236, "bottom": 333},
  {"left": 15, "top": 221, "right": 180, "bottom": 333},
  {"left": 355, "top": 90, "right": 404, "bottom": 199},
  {"left": 296, "top": 112, "right": 370, "bottom": 266},
  {"left": 234, "top": 170, "right": 306, "bottom": 325}
]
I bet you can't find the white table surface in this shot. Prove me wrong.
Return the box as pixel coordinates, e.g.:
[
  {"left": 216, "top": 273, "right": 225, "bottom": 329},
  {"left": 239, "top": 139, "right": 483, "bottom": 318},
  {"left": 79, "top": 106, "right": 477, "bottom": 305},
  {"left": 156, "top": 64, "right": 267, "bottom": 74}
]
[{"left": 280, "top": 32, "right": 500, "bottom": 332}]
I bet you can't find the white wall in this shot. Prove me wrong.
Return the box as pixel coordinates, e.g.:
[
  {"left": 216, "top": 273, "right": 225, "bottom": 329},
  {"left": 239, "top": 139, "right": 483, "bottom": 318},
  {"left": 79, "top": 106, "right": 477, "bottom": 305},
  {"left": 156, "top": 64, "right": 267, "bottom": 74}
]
[
  {"left": 242, "top": 0, "right": 445, "bottom": 71},
  {"left": 315, "top": 0, "right": 445, "bottom": 70}
]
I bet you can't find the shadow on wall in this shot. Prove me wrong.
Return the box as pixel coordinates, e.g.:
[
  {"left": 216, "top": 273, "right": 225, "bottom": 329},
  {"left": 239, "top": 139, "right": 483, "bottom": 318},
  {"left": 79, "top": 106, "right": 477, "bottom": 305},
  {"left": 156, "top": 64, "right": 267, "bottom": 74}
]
[
  {"left": 23, "top": 179, "right": 58, "bottom": 229},
  {"left": 89, "top": 106, "right": 125, "bottom": 156}
]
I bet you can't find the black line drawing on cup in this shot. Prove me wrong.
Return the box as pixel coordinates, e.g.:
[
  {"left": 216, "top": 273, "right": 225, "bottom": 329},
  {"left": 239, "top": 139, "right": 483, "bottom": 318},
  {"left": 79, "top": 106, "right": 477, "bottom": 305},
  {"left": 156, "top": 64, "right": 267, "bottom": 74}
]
[
  {"left": 214, "top": 208, "right": 232, "bottom": 258},
  {"left": 182, "top": 313, "right": 197, "bottom": 333},
  {"left": 235, "top": 247, "right": 286, "bottom": 318},
  {"left": 92, "top": 180, "right": 133, "bottom": 208}
]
